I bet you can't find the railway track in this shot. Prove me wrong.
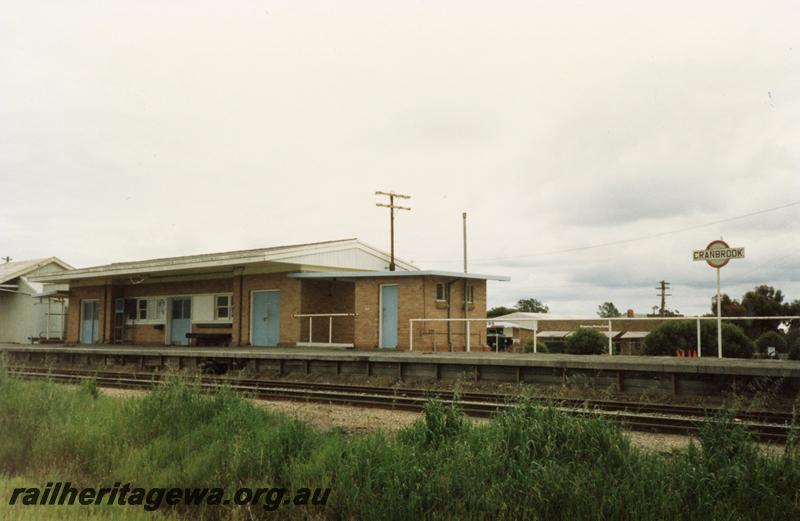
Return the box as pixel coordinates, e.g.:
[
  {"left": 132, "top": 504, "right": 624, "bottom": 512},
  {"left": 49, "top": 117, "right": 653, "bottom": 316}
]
[{"left": 7, "top": 366, "right": 796, "bottom": 443}]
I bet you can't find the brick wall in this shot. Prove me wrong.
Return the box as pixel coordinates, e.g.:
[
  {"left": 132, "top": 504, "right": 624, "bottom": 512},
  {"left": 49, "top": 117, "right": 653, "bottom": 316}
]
[
  {"left": 65, "top": 285, "right": 106, "bottom": 344},
  {"left": 66, "top": 273, "right": 490, "bottom": 350},
  {"left": 352, "top": 276, "right": 488, "bottom": 351},
  {"left": 240, "top": 273, "right": 301, "bottom": 346},
  {"left": 68, "top": 278, "right": 234, "bottom": 346},
  {"left": 121, "top": 278, "right": 235, "bottom": 346},
  {"left": 299, "top": 280, "right": 355, "bottom": 344},
  {"left": 126, "top": 324, "right": 168, "bottom": 345},
  {"left": 418, "top": 277, "right": 488, "bottom": 352}
]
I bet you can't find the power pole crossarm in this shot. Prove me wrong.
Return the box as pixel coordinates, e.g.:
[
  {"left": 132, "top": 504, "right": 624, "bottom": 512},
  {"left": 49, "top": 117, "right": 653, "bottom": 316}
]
[
  {"left": 375, "top": 191, "right": 411, "bottom": 271},
  {"left": 656, "top": 280, "right": 672, "bottom": 315}
]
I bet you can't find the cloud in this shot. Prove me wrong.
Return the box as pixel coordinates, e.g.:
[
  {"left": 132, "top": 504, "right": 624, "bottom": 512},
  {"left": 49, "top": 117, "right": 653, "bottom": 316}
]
[{"left": 1, "top": 0, "right": 799, "bottom": 318}]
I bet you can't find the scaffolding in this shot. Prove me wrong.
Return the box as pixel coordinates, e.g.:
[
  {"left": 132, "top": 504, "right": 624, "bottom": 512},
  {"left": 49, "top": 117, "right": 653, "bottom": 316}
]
[{"left": 33, "top": 291, "right": 68, "bottom": 342}]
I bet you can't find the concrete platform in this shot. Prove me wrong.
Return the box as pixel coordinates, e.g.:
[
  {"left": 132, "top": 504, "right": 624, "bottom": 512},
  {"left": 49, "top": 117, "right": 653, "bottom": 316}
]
[{"left": 3, "top": 344, "right": 800, "bottom": 396}]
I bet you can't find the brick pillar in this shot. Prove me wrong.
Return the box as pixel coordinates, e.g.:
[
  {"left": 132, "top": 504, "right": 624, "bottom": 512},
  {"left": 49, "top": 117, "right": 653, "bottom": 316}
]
[
  {"left": 232, "top": 274, "right": 243, "bottom": 346},
  {"left": 102, "top": 283, "right": 113, "bottom": 344}
]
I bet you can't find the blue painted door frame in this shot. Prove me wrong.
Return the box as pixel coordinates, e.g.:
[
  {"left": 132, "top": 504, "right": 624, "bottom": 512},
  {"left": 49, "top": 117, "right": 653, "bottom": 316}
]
[
  {"left": 80, "top": 300, "right": 99, "bottom": 344},
  {"left": 251, "top": 290, "right": 280, "bottom": 347},
  {"left": 380, "top": 284, "right": 398, "bottom": 349},
  {"left": 170, "top": 298, "right": 192, "bottom": 346}
]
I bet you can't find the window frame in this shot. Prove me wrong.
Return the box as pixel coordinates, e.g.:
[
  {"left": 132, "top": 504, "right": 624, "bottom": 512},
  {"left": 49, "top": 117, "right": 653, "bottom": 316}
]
[
  {"left": 435, "top": 283, "right": 449, "bottom": 302},
  {"left": 133, "top": 297, "right": 166, "bottom": 323},
  {"left": 214, "top": 294, "right": 232, "bottom": 320}
]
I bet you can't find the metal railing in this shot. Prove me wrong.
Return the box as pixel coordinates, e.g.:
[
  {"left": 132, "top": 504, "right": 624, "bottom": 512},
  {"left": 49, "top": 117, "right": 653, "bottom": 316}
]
[
  {"left": 409, "top": 315, "right": 800, "bottom": 357},
  {"left": 293, "top": 313, "right": 358, "bottom": 346}
]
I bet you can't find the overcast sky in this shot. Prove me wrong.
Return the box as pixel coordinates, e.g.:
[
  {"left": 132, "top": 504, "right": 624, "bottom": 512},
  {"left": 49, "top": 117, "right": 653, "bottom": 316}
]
[{"left": 1, "top": 1, "right": 798, "bottom": 315}]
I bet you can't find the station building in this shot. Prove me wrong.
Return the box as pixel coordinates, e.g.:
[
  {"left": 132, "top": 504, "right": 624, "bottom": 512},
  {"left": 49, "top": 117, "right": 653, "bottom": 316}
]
[
  {"left": 30, "top": 239, "right": 508, "bottom": 351},
  {"left": 0, "top": 257, "right": 71, "bottom": 344}
]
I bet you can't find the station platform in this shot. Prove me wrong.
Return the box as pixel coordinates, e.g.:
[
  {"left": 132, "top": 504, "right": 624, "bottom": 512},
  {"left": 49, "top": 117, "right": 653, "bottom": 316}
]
[{"left": 3, "top": 344, "right": 800, "bottom": 396}]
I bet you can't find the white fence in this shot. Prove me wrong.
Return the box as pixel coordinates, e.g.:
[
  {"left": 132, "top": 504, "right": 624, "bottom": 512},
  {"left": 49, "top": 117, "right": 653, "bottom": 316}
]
[
  {"left": 293, "top": 312, "right": 358, "bottom": 347},
  {"left": 408, "top": 315, "right": 800, "bottom": 358}
]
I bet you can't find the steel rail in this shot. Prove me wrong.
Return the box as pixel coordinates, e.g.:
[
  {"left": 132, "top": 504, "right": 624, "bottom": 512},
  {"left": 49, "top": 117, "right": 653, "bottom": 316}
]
[
  {"left": 7, "top": 367, "right": 794, "bottom": 443},
  {"left": 7, "top": 366, "right": 796, "bottom": 425}
]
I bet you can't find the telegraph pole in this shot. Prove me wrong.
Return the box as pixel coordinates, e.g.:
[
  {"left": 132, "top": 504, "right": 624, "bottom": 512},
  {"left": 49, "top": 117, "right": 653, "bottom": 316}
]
[
  {"left": 462, "top": 212, "right": 468, "bottom": 273},
  {"left": 656, "top": 280, "right": 671, "bottom": 315},
  {"left": 375, "top": 191, "right": 411, "bottom": 271}
]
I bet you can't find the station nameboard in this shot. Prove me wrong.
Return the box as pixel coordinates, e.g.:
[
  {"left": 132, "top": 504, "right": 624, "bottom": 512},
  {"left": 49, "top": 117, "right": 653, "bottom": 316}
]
[{"left": 692, "top": 240, "right": 744, "bottom": 269}]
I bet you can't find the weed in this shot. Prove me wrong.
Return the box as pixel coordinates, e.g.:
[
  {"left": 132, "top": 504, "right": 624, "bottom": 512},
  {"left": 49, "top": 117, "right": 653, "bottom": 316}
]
[{"left": 2, "top": 376, "right": 800, "bottom": 520}]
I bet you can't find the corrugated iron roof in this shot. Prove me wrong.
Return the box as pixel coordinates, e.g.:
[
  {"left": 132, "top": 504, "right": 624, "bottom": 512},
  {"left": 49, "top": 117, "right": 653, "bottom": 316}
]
[
  {"left": 28, "top": 239, "right": 419, "bottom": 283},
  {"left": 0, "top": 257, "right": 73, "bottom": 285},
  {"left": 620, "top": 331, "right": 650, "bottom": 339},
  {"left": 289, "top": 270, "right": 509, "bottom": 281}
]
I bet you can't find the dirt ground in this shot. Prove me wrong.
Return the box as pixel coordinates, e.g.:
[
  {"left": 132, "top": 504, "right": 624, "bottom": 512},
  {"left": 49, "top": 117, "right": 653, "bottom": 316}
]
[
  {"left": 99, "top": 387, "right": 707, "bottom": 453},
  {"left": 254, "top": 396, "right": 699, "bottom": 453}
]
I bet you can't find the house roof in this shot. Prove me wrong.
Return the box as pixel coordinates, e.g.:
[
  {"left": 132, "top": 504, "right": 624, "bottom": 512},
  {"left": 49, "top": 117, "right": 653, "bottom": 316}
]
[
  {"left": 620, "top": 331, "right": 650, "bottom": 339},
  {"left": 495, "top": 312, "right": 600, "bottom": 321},
  {"left": 28, "top": 239, "right": 419, "bottom": 283},
  {"left": 0, "top": 257, "right": 73, "bottom": 285},
  {"left": 487, "top": 320, "right": 536, "bottom": 331},
  {"left": 288, "top": 270, "right": 510, "bottom": 281}
]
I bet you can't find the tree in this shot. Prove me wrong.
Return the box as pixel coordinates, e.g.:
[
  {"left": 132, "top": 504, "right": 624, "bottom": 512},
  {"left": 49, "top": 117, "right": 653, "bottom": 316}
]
[
  {"left": 741, "top": 285, "right": 784, "bottom": 338},
  {"left": 564, "top": 329, "right": 607, "bottom": 355},
  {"left": 516, "top": 298, "right": 549, "bottom": 313},
  {"left": 755, "top": 331, "right": 787, "bottom": 354},
  {"left": 643, "top": 320, "right": 753, "bottom": 359},
  {"left": 597, "top": 302, "right": 622, "bottom": 318},
  {"left": 711, "top": 286, "right": 787, "bottom": 339},
  {"left": 789, "top": 337, "right": 800, "bottom": 361},
  {"left": 784, "top": 299, "right": 800, "bottom": 331},
  {"left": 711, "top": 294, "right": 747, "bottom": 317},
  {"left": 487, "top": 306, "right": 517, "bottom": 318}
]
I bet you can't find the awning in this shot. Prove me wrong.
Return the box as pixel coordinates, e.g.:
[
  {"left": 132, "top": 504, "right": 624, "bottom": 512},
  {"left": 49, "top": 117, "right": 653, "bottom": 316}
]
[
  {"left": 620, "top": 331, "right": 649, "bottom": 339},
  {"left": 289, "top": 270, "right": 510, "bottom": 281}
]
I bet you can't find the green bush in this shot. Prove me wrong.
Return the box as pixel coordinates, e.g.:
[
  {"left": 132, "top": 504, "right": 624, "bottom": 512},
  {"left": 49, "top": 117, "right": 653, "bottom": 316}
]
[
  {"left": 564, "top": 328, "right": 607, "bottom": 355},
  {"left": 0, "top": 377, "right": 800, "bottom": 521},
  {"left": 789, "top": 339, "right": 800, "bottom": 361},
  {"left": 4, "top": 376, "right": 800, "bottom": 520},
  {"left": 643, "top": 320, "right": 754, "bottom": 358},
  {"left": 756, "top": 331, "right": 788, "bottom": 354},
  {"left": 523, "top": 339, "right": 549, "bottom": 353}
]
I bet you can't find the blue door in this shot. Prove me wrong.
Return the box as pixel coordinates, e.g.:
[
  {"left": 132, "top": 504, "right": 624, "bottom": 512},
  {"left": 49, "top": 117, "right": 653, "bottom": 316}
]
[
  {"left": 170, "top": 298, "right": 192, "bottom": 346},
  {"left": 80, "top": 300, "right": 99, "bottom": 344},
  {"left": 251, "top": 291, "right": 280, "bottom": 346},
  {"left": 380, "top": 285, "right": 398, "bottom": 349}
]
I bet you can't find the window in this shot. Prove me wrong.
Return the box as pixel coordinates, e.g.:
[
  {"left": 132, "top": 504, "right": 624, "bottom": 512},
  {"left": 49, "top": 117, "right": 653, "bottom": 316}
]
[
  {"left": 135, "top": 298, "right": 166, "bottom": 321},
  {"left": 435, "top": 283, "right": 449, "bottom": 302},
  {"left": 466, "top": 285, "right": 474, "bottom": 304},
  {"left": 215, "top": 295, "right": 232, "bottom": 320}
]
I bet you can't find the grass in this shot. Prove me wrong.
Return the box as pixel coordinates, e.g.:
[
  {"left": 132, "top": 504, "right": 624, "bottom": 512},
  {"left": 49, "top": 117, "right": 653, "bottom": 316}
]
[{"left": 1, "top": 370, "right": 799, "bottom": 520}]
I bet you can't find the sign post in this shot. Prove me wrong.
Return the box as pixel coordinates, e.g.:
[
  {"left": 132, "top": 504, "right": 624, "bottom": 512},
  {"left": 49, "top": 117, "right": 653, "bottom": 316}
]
[{"left": 692, "top": 240, "right": 745, "bottom": 358}]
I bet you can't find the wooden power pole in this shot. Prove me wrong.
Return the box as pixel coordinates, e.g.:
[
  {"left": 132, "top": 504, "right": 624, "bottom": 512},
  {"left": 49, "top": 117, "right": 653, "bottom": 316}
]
[
  {"left": 656, "top": 280, "right": 672, "bottom": 316},
  {"left": 375, "top": 191, "right": 411, "bottom": 271}
]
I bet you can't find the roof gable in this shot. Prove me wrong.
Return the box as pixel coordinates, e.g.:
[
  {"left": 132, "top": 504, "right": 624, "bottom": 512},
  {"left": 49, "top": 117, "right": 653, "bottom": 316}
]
[
  {"left": 28, "top": 239, "right": 417, "bottom": 283},
  {"left": 0, "top": 258, "right": 72, "bottom": 285}
]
